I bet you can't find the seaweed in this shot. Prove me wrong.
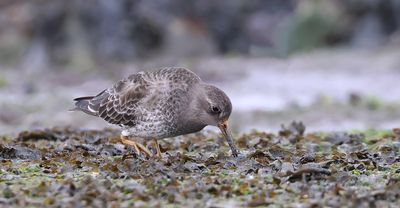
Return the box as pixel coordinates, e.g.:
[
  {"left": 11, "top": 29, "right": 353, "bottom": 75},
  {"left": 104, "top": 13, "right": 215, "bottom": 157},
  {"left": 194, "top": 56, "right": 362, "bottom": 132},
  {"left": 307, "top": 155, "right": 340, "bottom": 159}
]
[{"left": 0, "top": 125, "right": 399, "bottom": 207}]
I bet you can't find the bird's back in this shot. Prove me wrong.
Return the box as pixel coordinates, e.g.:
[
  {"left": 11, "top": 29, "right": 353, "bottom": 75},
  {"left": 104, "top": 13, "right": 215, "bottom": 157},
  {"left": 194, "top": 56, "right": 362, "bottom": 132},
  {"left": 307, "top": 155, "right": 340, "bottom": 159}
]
[{"left": 73, "top": 67, "right": 202, "bottom": 138}]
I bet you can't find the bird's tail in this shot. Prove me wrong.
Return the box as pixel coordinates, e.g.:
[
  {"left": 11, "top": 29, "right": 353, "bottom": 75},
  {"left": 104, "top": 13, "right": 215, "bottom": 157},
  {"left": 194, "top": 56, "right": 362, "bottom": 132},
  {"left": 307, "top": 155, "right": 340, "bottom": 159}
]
[{"left": 71, "top": 96, "right": 97, "bottom": 116}]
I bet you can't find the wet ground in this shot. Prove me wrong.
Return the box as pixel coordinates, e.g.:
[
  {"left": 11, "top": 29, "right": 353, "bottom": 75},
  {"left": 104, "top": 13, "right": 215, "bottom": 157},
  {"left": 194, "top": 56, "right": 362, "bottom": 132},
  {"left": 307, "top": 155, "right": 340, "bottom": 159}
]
[{"left": 1, "top": 124, "right": 399, "bottom": 207}]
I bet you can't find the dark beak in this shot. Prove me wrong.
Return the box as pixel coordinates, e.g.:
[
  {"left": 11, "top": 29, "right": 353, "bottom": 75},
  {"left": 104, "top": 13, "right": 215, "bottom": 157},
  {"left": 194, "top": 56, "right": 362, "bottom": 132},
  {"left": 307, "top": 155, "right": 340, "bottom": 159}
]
[{"left": 218, "top": 121, "right": 239, "bottom": 157}]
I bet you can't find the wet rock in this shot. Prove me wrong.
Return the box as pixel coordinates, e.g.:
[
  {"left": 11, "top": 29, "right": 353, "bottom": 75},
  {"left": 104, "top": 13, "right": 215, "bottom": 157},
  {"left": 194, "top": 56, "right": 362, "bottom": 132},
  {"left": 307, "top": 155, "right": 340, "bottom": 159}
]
[
  {"left": 325, "top": 132, "right": 350, "bottom": 145},
  {"left": 0, "top": 144, "right": 40, "bottom": 160},
  {"left": 279, "top": 121, "right": 306, "bottom": 143},
  {"left": 300, "top": 154, "right": 316, "bottom": 164},
  {"left": 17, "top": 129, "right": 64, "bottom": 141},
  {"left": 100, "top": 144, "right": 125, "bottom": 156},
  {"left": 287, "top": 166, "right": 331, "bottom": 182}
]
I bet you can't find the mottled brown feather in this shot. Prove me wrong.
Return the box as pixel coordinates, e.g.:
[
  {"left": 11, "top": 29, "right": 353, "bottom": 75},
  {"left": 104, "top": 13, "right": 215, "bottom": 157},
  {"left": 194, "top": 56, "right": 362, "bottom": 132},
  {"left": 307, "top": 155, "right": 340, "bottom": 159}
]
[{"left": 74, "top": 67, "right": 201, "bottom": 128}]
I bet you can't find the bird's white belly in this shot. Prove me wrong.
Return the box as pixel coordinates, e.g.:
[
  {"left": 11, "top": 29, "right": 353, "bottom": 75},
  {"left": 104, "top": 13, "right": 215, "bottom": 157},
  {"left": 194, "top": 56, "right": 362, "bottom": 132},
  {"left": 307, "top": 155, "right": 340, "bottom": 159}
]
[{"left": 121, "top": 120, "right": 174, "bottom": 139}]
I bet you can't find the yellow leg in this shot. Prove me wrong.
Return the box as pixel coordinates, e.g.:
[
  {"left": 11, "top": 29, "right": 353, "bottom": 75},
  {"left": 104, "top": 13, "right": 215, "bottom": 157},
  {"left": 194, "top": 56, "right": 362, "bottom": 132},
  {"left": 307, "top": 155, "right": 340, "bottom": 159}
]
[
  {"left": 135, "top": 142, "right": 153, "bottom": 158},
  {"left": 120, "top": 135, "right": 152, "bottom": 157},
  {"left": 152, "top": 138, "right": 162, "bottom": 158},
  {"left": 120, "top": 135, "right": 140, "bottom": 153}
]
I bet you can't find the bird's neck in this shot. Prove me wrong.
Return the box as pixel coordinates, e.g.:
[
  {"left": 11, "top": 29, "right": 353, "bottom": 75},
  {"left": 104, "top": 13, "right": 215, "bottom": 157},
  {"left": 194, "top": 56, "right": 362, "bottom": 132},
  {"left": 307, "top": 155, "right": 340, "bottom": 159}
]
[{"left": 181, "top": 84, "right": 209, "bottom": 126}]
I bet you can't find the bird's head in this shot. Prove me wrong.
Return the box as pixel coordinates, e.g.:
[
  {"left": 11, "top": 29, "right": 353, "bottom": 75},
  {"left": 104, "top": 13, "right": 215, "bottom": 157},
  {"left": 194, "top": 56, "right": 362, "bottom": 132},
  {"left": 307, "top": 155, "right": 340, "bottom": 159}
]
[
  {"left": 205, "top": 85, "right": 232, "bottom": 125},
  {"left": 199, "top": 84, "right": 232, "bottom": 127},
  {"left": 197, "top": 84, "right": 238, "bottom": 157}
]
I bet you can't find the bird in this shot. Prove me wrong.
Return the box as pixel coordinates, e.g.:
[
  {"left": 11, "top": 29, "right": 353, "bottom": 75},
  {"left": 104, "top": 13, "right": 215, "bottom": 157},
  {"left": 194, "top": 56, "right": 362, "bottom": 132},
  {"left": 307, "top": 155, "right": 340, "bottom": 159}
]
[{"left": 72, "top": 67, "right": 239, "bottom": 158}]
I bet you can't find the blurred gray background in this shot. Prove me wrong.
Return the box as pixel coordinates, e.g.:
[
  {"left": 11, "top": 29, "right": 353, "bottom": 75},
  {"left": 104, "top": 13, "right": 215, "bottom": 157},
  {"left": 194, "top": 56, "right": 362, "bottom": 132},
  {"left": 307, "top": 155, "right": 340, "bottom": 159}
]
[{"left": 1, "top": 0, "right": 400, "bottom": 134}]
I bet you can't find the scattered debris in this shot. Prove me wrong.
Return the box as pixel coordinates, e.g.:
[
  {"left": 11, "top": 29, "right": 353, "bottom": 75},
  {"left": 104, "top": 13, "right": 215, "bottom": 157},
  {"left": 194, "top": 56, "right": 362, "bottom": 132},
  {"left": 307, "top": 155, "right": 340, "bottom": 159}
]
[{"left": 0, "top": 125, "right": 399, "bottom": 207}]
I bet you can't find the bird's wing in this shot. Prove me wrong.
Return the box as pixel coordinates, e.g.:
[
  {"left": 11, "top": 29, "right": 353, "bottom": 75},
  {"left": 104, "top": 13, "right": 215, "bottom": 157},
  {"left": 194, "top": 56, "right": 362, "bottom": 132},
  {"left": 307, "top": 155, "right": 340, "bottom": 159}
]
[
  {"left": 74, "top": 67, "right": 201, "bottom": 126},
  {"left": 72, "top": 71, "right": 150, "bottom": 126},
  {"left": 99, "top": 72, "right": 153, "bottom": 126}
]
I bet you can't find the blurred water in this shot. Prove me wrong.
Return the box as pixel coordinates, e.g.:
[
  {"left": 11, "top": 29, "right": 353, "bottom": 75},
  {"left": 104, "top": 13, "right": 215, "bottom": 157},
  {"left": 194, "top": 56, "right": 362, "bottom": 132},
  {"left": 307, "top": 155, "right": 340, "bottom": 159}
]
[{"left": 224, "top": 65, "right": 400, "bottom": 112}]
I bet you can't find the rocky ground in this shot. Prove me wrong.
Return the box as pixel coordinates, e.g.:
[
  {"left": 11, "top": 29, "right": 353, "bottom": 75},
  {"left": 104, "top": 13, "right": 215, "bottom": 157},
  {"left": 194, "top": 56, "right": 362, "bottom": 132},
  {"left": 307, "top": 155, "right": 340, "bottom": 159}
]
[{"left": 0, "top": 123, "right": 399, "bottom": 207}]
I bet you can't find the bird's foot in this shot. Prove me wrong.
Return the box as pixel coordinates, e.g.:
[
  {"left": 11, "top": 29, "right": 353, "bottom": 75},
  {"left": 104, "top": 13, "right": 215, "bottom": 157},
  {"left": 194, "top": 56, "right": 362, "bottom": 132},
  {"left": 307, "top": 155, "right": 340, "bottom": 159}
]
[
  {"left": 146, "top": 139, "right": 162, "bottom": 159},
  {"left": 152, "top": 138, "right": 162, "bottom": 158},
  {"left": 120, "top": 135, "right": 153, "bottom": 158}
]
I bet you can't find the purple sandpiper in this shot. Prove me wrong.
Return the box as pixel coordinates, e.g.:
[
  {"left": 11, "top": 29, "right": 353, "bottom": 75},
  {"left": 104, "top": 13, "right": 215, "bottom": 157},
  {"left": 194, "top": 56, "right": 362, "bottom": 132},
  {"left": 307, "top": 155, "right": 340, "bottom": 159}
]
[{"left": 72, "top": 67, "right": 239, "bottom": 157}]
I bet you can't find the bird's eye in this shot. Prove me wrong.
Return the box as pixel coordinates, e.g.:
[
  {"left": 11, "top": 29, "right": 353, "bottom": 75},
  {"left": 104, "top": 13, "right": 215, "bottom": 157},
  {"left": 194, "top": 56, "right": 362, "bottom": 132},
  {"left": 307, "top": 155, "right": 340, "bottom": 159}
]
[{"left": 211, "top": 106, "right": 221, "bottom": 114}]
